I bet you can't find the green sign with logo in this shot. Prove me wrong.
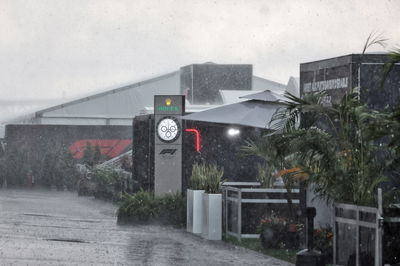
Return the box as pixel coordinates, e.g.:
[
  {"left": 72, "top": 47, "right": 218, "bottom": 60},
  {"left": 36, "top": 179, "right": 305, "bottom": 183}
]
[{"left": 157, "top": 106, "right": 179, "bottom": 112}]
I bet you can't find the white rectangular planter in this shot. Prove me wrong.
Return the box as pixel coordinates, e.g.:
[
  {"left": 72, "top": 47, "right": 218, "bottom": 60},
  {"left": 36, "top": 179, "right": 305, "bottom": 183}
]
[
  {"left": 186, "top": 189, "right": 204, "bottom": 234},
  {"left": 202, "top": 193, "right": 222, "bottom": 240}
]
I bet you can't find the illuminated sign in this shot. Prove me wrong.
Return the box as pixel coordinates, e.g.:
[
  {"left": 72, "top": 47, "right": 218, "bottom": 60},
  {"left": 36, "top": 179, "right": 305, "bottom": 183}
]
[
  {"left": 157, "top": 106, "right": 179, "bottom": 112},
  {"left": 69, "top": 139, "right": 132, "bottom": 159},
  {"left": 185, "top": 128, "right": 201, "bottom": 152}
]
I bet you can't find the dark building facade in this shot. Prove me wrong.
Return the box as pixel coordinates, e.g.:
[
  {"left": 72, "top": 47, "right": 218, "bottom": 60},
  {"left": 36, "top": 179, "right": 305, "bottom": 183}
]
[
  {"left": 300, "top": 53, "right": 400, "bottom": 110},
  {"left": 132, "top": 114, "right": 264, "bottom": 192},
  {"left": 180, "top": 63, "right": 253, "bottom": 104}
]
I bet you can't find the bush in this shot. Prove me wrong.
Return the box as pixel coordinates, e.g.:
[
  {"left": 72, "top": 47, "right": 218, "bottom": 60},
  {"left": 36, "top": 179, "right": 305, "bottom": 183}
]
[
  {"left": 314, "top": 225, "right": 333, "bottom": 263},
  {"left": 157, "top": 192, "right": 186, "bottom": 227},
  {"left": 91, "top": 166, "right": 128, "bottom": 201},
  {"left": 117, "top": 191, "right": 158, "bottom": 224},
  {"left": 259, "top": 217, "right": 303, "bottom": 249},
  {"left": 117, "top": 191, "right": 186, "bottom": 227}
]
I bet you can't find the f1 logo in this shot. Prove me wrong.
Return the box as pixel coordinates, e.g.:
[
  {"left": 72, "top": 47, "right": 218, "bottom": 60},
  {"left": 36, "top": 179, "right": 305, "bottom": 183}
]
[{"left": 160, "top": 149, "right": 177, "bottom": 155}]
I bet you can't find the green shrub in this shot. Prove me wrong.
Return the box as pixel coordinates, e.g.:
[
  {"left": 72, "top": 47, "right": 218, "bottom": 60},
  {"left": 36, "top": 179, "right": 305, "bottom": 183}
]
[
  {"left": 91, "top": 166, "right": 127, "bottom": 201},
  {"left": 256, "top": 163, "right": 275, "bottom": 188},
  {"left": 117, "top": 190, "right": 158, "bottom": 224},
  {"left": 156, "top": 192, "right": 186, "bottom": 227},
  {"left": 117, "top": 191, "right": 186, "bottom": 227}
]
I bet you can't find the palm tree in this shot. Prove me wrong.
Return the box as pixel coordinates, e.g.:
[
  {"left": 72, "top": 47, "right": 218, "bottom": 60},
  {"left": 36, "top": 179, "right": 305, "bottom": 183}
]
[{"left": 269, "top": 89, "right": 390, "bottom": 206}]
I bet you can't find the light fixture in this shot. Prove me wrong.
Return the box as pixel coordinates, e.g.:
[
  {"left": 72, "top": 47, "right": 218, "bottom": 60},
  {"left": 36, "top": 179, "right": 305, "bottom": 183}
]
[
  {"left": 227, "top": 128, "right": 240, "bottom": 137},
  {"left": 185, "top": 128, "right": 201, "bottom": 152}
]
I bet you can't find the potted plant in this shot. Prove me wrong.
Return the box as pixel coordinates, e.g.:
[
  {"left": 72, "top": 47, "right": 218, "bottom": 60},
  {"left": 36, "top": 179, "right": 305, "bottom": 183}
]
[
  {"left": 186, "top": 163, "right": 206, "bottom": 234},
  {"left": 314, "top": 225, "right": 333, "bottom": 264},
  {"left": 259, "top": 216, "right": 303, "bottom": 249},
  {"left": 201, "top": 164, "right": 224, "bottom": 240}
]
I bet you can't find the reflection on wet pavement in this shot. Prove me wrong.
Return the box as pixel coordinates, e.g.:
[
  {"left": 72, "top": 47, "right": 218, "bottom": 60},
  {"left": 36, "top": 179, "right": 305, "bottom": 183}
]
[{"left": 0, "top": 190, "right": 293, "bottom": 265}]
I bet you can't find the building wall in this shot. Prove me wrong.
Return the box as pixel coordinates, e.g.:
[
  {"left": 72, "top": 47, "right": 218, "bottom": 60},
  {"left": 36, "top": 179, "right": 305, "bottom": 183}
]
[
  {"left": 180, "top": 64, "right": 253, "bottom": 104},
  {"left": 133, "top": 115, "right": 265, "bottom": 192},
  {"left": 300, "top": 54, "right": 400, "bottom": 109}
]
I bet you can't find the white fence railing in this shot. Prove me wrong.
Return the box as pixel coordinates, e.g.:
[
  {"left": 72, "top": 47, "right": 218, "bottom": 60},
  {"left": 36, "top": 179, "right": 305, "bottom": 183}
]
[
  {"left": 221, "top": 182, "right": 300, "bottom": 241},
  {"left": 333, "top": 203, "right": 383, "bottom": 266}
]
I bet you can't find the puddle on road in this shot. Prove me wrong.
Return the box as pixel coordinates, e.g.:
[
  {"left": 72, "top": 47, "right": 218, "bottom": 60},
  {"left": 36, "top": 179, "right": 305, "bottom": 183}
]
[
  {"left": 23, "top": 213, "right": 101, "bottom": 224},
  {"left": 23, "top": 213, "right": 52, "bottom": 218},
  {"left": 45, "top": 238, "right": 88, "bottom": 243}
]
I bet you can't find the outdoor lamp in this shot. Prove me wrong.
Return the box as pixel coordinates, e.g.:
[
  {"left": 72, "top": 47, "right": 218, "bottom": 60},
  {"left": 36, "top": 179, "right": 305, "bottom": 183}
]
[{"left": 227, "top": 128, "right": 240, "bottom": 137}]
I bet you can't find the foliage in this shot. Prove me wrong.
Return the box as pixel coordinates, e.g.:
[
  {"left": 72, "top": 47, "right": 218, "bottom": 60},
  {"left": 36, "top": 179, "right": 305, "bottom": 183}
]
[
  {"left": 82, "top": 142, "right": 94, "bottom": 166},
  {"left": 189, "top": 162, "right": 224, "bottom": 193},
  {"left": 203, "top": 163, "right": 224, "bottom": 194},
  {"left": 314, "top": 225, "right": 333, "bottom": 262},
  {"left": 93, "top": 145, "right": 103, "bottom": 164},
  {"left": 117, "top": 190, "right": 186, "bottom": 227},
  {"left": 258, "top": 216, "right": 303, "bottom": 249},
  {"left": 255, "top": 162, "right": 275, "bottom": 188},
  {"left": 241, "top": 139, "right": 278, "bottom": 188},
  {"left": 57, "top": 147, "right": 79, "bottom": 190},
  {"left": 241, "top": 135, "right": 300, "bottom": 219},
  {"left": 188, "top": 163, "right": 206, "bottom": 190},
  {"left": 156, "top": 192, "right": 186, "bottom": 227},
  {"left": 82, "top": 142, "right": 103, "bottom": 166},
  {"left": 382, "top": 47, "right": 400, "bottom": 86},
  {"left": 270, "top": 89, "right": 393, "bottom": 206},
  {"left": 38, "top": 146, "right": 79, "bottom": 189},
  {"left": 91, "top": 166, "right": 128, "bottom": 201},
  {"left": 117, "top": 190, "right": 158, "bottom": 224},
  {"left": 0, "top": 147, "right": 29, "bottom": 186}
]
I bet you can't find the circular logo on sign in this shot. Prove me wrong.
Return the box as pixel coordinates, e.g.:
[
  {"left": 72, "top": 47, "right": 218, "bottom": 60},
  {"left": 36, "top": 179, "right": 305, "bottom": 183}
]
[{"left": 156, "top": 116, "right": 181, "bottom": 143}]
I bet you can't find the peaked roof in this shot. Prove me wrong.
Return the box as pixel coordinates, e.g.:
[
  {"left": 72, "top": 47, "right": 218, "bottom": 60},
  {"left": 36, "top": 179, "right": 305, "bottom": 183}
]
[
  {"left": 240, "top": 90, "right": 286, "bottom": 102},
  {"left": 182, "top": 99, "right": 283, "bottom": 128}
]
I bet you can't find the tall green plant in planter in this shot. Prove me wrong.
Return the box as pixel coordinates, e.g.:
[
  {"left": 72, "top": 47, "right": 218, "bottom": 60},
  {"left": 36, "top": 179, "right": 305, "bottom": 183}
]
[
  {"left": 189, "top": 163, "right": 206, "bottom": 190},
  {"left": 201, "top": 163, "right": 224, "bottom": 240},
  {"left": 203, "top": 164, "right": 224, "bottom": 194},
  {"left": 187, "top": 163, "right": 207, "bottom": 234}
]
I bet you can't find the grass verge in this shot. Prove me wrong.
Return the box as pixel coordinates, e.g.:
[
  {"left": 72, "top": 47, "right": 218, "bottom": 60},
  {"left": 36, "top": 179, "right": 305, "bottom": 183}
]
[{"left": 225, "top": 236, "right": 298, "bottom": 264}]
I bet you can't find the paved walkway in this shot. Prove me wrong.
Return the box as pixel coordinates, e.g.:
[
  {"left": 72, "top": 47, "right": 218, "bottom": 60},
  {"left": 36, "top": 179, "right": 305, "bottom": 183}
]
[{"left": 0, "top": 189, "right": 293, "bottom": 266}]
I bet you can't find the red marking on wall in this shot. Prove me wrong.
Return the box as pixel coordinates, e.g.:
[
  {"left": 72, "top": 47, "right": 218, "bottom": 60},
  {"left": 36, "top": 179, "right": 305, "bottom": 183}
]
[
  {"left": 69, "top": 139, "right": 132, "bottom": 159},
  {"left": 185, "top": 128, "right": 201, "bottom": 152}
]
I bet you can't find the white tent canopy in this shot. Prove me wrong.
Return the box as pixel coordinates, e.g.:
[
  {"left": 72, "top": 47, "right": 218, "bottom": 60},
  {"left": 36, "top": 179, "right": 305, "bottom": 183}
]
[{"left": 182, "top": 100, "right": 284, "bottom": 129}]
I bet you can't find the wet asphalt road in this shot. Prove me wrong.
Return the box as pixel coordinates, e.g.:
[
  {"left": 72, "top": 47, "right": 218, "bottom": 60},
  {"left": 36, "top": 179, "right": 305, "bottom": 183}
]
[{"left": 0, "top": 189, "right": 293, "bottom": 266}]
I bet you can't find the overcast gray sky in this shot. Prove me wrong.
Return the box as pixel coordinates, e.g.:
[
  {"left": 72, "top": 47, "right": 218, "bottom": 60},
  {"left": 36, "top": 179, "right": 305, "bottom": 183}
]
[{"left": 1, "top": 0, "right": 399, "bottom": 102}]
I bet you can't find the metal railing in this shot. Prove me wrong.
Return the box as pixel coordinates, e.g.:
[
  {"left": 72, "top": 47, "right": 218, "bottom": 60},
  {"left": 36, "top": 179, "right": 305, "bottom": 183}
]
[
  {"left": 221, "top": 182, "right": 300, "bottom": 241},
  {"left": 333, "top": 203, "right": 383, "bottom": 266}
]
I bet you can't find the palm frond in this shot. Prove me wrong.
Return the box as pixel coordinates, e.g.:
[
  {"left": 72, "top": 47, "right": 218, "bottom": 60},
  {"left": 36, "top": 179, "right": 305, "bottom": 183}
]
[
  {"left": 269, "top": 91, "right": 336, "bottom": 134},
  {"left": 381, "top": 47, "right": 400, "bottom": 86},
  {"left": 362, "top": 32, "right": 387, "bottom": 54}
]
